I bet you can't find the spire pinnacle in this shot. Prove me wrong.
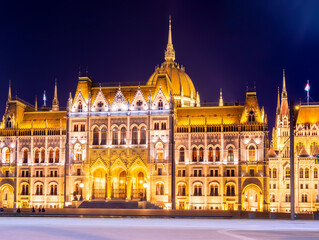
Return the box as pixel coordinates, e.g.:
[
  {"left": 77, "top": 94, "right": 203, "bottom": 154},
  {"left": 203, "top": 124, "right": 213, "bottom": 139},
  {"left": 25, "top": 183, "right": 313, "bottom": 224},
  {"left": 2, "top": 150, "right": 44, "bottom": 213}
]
[
  {"left": 35, "top": 96, "right": 38, "bottom": 111},
  {"left": 276, "top": 87, "right": 280, "bottom": 114},
  {"left": 165, "top": 15, "right": 175, "bottom": 62},
  {"left": 8, "top": 80, "right": 11, "bottom": 101},
  {"left": 219, "top": 88, "right": 223, "bottom": 106},
  {"left": 282, "top": 69, "right": 287, "bottom": 99},
  {"left": 52, "top": 78, "right": 59, "bottom": 111}
]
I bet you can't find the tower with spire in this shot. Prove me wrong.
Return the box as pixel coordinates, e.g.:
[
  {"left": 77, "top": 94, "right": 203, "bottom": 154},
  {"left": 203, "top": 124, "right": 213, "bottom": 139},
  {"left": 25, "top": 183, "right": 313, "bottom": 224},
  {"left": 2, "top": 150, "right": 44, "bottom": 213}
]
[
  {"left": 8, "top": 80, "right": 12, "bottom": 102},
  {"left": 52, "top": 79, "right": 59, "bottom": 111},
  {"left": 164, "top": 16, "right": 175, "bottom": 63}
]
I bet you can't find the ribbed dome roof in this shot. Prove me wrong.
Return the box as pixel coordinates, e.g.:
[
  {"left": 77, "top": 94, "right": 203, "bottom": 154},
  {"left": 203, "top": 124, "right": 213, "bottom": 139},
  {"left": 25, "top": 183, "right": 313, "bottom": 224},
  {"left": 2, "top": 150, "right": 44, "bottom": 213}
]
[{"left": 147, "top": 62, "right": 196, "bottom": 101}]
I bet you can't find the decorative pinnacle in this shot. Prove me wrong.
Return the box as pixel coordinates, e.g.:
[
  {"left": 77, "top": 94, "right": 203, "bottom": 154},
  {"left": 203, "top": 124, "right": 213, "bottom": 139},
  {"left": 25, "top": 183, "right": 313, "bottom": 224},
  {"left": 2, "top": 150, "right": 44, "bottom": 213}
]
[{"left": 165, "top": 15, "right": 175, "bottom": 62}]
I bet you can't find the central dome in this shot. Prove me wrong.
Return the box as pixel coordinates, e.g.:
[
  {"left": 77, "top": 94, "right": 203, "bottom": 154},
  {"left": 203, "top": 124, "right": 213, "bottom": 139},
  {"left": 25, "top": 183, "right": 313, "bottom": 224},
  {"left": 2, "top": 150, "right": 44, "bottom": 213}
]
[{"left": 146, "top": 18, "right": 199, "bottom": 107}]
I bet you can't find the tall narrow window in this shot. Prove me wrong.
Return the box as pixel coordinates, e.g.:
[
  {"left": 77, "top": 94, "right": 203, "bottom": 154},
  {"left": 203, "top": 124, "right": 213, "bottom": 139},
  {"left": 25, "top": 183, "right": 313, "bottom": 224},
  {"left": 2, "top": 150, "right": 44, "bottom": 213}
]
[
  {"left": 93, "top": 127, "right": 99, "bottom": 145},
  {"left": 179, "top": 147, "right": 185, "bottom": 162},
  {"left": 132, "top": 127, "right": 138, "bottom": 145},
  {"left": 156, "top": 183, "right": 164, "bottom": 195},
  {"left": 314, "top": 168, "right": 318, "bottom": 178},
  {"left": 49, "top": 149, "right": 54, "bottom": 163},
  {"left": 23, "top": 149, "right": 28, "bottom": 163},
  {"left": 199, "top": 147, "right": 204, "bottom": 162},
  {"left": 310, "top": 142, "right": 318, "bottom": 155},
  {"left": 101, "top": 128, "right": 107, "bottom": 145},
  {"left": 55, "top": 149, "right": 59, "bottom": 163},
  {"left": 208, "top": 147, "right": 213, "bottom": 161},
  {"left": 300, "top": 168, "right": 304, "bottom": 178},
  {"left": 273, "top": 168, "right": 277, "bottom": 178},
  {"left": 193, "top": 184, "right": 202, "bottom": 196},
  {"left": 248, "top": 145, "right": 255, "bottom": 161},
  {"left": 34, "top": 149, "right": 39, "bottom": 163},
  {"left": 192, "top": 147, "right": 197, "bottom": 162},
  {"left": 285, "top": 167, "right": 290, "bottom": 178},
  {"left": 215, "top": 147, "right": 220, "bottom": 162},
  {"left": 156, "top": 143, "right": 163, "bottom": 160},
  {"left": 248, "top": 109, "right": 255, "bottom": 122},
  {"left": 112, "top": 127, "right": 119, "bottom": 145},
  {"left": 74, "top": 143, "right": 82, "bottom": 161},
  {"left": 140, "top": 127, "right": 146, "bottom": 144},
  {"left": 41, "top": 149, "right": 45, "bottom": 163},
  {"left": 120, "top": 127, "right": 126, "bottom": 145},
  {"left": 4, "top": 148, "right": 10, "bottom": 163},
  {"left": 78, "top": 102, "right": 83, "bottom": 112},
  {"left": 178, "top": 184, "right": 186, "bottom": 196},
  {"left": 228, "top": 147, "right": 234, "bottom": 162},
  {"left": 305, "top": 168, "right": 309, "bottom": 178},
  {"left": 158, "top": 100, "right": 163, "bottom": 110}
]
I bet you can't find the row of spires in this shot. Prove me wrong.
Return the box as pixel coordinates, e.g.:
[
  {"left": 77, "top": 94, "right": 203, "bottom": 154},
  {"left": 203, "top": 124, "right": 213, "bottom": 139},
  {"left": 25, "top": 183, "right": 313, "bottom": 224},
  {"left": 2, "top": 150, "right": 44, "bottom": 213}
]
[{"left": 8, "top": 79, "right": 59, "bottom": 111}]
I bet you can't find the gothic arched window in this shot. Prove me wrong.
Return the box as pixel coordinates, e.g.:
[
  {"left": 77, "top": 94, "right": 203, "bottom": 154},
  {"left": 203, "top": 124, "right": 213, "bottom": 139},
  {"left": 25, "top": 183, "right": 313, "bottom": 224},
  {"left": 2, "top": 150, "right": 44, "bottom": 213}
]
[
  {"left": 78, "top": 102, "right": 83, "bottom": 112},
  {"left": 93, "top": 127, "right": 99, "bottom": 145},
  {"left": 179, "top": 147, "right": 185, "bottom": 162},
  {"left": 158, "top": 100, "right": 163, "bottom": 110},
  {"left": 140, "top": 127, "right": 146, "bottom": 144},
  {"left": 132, "top": 127, "right": 138, "bottom": 145}
]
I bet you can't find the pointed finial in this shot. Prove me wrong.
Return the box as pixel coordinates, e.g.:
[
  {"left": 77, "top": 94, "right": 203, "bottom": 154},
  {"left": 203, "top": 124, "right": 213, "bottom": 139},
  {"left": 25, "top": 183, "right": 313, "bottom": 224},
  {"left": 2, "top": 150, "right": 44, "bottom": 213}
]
[
  {"left": 164, "top": 15, "right": 175, "bottom": 62},
  {"left": 281, "top": 69, "right": 287, "bottom": 99},
  {"left": 276, "top": 87, "right": 280, "bottom": 114},
  {"left": 99, "top": 83, "right": 102, "bottom": 91},
  {"left": 219, "top": 88, "right": 223, "bottom": 107},
  {"left": 52, "top": 78, "right": 59, "bottom": 111},
  {"left": 8, "top": 80, "right": 11, "bottom": 101},
  {"left": 35, "top": 96, "right": 38, "bottom": 111},
  {"left": 78, "top": 66, "right": 81, "bottom": 77},
  {"left": 43, "top": 90, "right": 47, "bottom": 107},
  {"left": 119, "top": 82, "right": 121, "bottom": 90}
]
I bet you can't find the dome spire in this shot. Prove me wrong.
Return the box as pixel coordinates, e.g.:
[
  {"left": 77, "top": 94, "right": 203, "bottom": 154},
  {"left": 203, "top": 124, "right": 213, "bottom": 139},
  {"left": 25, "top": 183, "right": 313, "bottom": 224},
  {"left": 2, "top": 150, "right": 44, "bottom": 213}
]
[
  {"left": 165, "top": 15, "right": 175, "bottom": 62},
  {"left": 219, "top": 88, "right": 223, "bottom": 106}
]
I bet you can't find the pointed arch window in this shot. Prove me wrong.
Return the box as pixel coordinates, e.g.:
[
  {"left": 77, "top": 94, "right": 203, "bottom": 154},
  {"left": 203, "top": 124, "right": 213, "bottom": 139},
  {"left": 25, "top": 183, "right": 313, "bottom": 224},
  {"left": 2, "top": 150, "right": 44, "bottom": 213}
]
[
  {"left": 156, "top": 182, "right": 164, "bottom": 195},
  {"left": 49, "top": 149, "right": 54, "bottom": 163},
  {"left": 248, "top": 108, "right": 255, "bottom": 122},
  {"left": 78, "top": 101, "right": 83, "bottom": 112},
  {"left": 23, "top": 149, "right": 28, "bottom": 163},
  {"left": 41, "top": 149, "right": 45, "bottom": 163},
  {"left": 112, "top": 127, "right": 119, "bottom": 145},
  {"left": 156, "top": 142, "right": 164, "bottom": 160},
  {"left": 177, "top": 184, "right": 186, "bottom": 196},
  {"left": 215, "top": 147, "right": 220, "bottom": 162},
  {"left": 193, "top": 184, "right": 202, "bottom": 196},
  {"left": 226, "top": 185, "right": 235, "bottom": 196},
  {"left": 140, "top": 127, "right": 146, "bottom": 144},
  {"left": 192, "top": 147, "right": 197, "bottom": 162},
  {"left": 6, "top": 116, "right": 12, "bottom": 128},
  {"left": 179, "top": 147, "right": 185, "bottom": 162},
  {"left": 228, "top": 147, "right": 234, "bottom": 162},
  {"left": 285, "top": 167, "right": 290, "bottom": 178},
  {"left": 158, "top": 100, "right": 163, "bottom": 110},
  {"left": 248, "top": 145, "right": 256, "bottom": 161},
  {"left": 55, "top": 149, "right": 59, "bottom": 163},
  {"left": 4, "top": 148, "right": 10, "bottom": 163},
  {"left": 314, "top": 168, "right": 318, "bottom": 179},
  {"left": 199, "top": 147, "right": 204, "bottom": 162},
  {"left": 74, "top": 143, "right": 82, "bottom": 161},
  {"left": 34, "top": 149, "right": 39, "bottom": 163},
  {"left": 273, "top": 168, "right": 277, "bottom": 178},
  {"left": 305, "top": 168, "right": 309, "bottom": 178},
  {"left": 101, "top": 128, "right": 107, "bottom": 145},
  {"left": 208, "top": 147, "right": 213, "bottom": 162},
  {"left": 93, "top": 127, "right": 99, "bottom": 145},
  {"left": 132, "top": 127, "right": 138, "bottom": 145},
  {"left": 300, "top": 168, "right": 304, "bottom": 178},
  {"left": 120, "top": 127, "right": 126, "bottom": 145}
]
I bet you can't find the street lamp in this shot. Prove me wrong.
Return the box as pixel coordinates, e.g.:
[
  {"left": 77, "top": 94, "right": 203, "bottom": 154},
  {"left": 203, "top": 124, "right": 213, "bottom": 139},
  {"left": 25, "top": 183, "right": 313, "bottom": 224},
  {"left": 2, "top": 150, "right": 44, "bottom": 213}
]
[
  {"left": 143, "top": 183, "right": 147, "bottom": 201},
  {"left": 79, "top": 183, "right": 84, "bottom": 201}
]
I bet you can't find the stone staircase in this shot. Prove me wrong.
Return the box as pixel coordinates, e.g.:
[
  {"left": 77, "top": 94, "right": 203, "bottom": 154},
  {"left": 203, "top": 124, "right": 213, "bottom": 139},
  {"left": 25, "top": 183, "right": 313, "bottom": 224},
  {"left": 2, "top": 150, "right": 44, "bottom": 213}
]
[{"left": 78, "top": 200, "right": 162, "bottom": 209}]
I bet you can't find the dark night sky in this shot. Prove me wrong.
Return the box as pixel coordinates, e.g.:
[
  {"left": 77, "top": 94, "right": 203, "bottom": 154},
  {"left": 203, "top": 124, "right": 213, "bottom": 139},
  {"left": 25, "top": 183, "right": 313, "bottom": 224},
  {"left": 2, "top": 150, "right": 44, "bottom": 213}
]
[{"left": 1, "top": 0, "right": 319, "bottom": 133}]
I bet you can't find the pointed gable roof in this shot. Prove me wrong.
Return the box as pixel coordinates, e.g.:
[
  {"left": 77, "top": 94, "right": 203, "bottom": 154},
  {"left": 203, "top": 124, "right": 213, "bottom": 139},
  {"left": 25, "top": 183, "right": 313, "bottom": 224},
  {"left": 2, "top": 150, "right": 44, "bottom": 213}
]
[
  {"left": 299, "top": 146, "right": 309, "bottom": 157},
  {"left": 268, "top": 147, "right": 277, "bottom": 157}
]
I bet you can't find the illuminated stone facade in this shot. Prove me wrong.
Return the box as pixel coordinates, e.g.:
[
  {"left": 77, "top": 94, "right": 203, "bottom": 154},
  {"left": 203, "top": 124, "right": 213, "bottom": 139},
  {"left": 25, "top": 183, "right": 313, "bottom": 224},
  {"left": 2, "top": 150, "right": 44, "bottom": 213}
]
[
  {"left": 269, "top": 72, "right": 319, "bottom": 213},
  {"left": 0, "top": 19, "right": 270, "bottom": 211}
]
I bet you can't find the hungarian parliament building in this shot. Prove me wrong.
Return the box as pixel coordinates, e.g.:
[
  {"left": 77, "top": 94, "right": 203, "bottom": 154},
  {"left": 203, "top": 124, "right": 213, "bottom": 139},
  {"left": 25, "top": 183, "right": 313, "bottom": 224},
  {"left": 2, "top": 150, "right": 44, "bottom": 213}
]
[{"left": 1, "top": 20, "right": 318, "bottom": 213}]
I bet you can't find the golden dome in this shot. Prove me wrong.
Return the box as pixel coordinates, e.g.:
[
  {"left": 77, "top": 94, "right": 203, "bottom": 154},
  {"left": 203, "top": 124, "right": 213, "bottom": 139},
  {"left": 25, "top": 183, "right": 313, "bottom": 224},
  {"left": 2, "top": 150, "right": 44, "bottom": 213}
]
[{"left": 146, "top": 17, "right": 199, "bottom": 107}]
